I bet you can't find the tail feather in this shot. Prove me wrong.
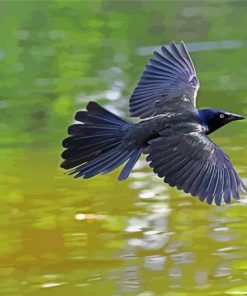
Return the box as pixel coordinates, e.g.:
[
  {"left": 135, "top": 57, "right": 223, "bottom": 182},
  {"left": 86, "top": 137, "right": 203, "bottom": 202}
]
[
  {"left": 62, "top": 138, "right": 120, "bottom": 160},
  {"left": 61, "top": 139, "right": 121, "bottom": 170},
  {"left": 118, "top": 149, "right": 142, "bottom": 180},
  {"left": 63, "top": 136, "right": 119, "bottom": 150},
  {"left": 101, "top": 151, "right": 131, "bottom": 175},
  {"left": 86, "top": 101, "right": 129, "bottom": 125},
  {"left": 68, "top": 125, "right": 121, "bottom": 136},
  {"left": 62, "top": 153, "right": 96, "bottom": 170},
  {"left": 61, "top": 101, "right": 142, "bottom": 179},
  {"left": 73, "top": 148, "right": 124, "bottom": 178},
  {"left": 73, "top": 149, "right": 136, "bottom": 179},
  {"left": 75, "top": 111, "right": 118, "bottom": 126},
  {"left": 75, "top": 102, "right": 129, "bottom": 126}
]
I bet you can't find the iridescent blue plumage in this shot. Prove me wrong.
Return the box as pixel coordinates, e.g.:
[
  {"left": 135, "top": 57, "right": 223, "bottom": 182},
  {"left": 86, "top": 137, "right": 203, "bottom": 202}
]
[
  {"left": 198, "top": 109, "right": 245, "bottom": 134},
  {"left": 61, "top": 41, "right": 246, "bottom": 205}
]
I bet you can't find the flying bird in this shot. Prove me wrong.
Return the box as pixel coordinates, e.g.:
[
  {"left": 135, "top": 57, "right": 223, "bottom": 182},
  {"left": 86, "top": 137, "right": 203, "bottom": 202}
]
[{"left": 61, "top": 41, "right": 246, "bottom": 205}]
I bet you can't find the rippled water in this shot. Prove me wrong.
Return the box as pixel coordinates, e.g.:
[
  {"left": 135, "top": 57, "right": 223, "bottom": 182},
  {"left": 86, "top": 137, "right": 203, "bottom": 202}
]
[{"left": 1, "top": 1, "right": 247, "bottom": 295}]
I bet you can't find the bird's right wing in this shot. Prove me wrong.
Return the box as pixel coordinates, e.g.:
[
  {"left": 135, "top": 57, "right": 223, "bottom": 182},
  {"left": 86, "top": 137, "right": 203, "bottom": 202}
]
[
  {"left": 145, "top": 131, "right": 245, "bottom": 205},
  {"left": 129, "top": 41, "right": 200, "bottom": 118}
]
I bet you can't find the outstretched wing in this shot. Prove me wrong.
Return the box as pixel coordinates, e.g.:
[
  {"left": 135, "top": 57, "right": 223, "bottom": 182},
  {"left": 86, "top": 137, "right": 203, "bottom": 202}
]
[
  {"left": 129, "top": 41, "right": 200, "bottom": 119},
  {"left": 145, "top": 131, "right": 245, "bottom": 205}
]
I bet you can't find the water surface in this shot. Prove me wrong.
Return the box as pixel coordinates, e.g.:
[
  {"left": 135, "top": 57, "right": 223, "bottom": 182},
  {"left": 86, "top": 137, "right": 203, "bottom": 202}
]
[{"left": 1, "top": 1, "right": 247, "bottom": 295}]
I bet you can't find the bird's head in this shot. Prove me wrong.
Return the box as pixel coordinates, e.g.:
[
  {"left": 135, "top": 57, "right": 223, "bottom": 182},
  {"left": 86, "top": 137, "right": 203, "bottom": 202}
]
[{"left": 199, "top": 109, "right": 245, "bottom": 134}]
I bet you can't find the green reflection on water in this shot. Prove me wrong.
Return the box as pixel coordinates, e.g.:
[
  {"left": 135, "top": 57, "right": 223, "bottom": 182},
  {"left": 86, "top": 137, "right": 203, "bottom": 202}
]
[{"left": 1, "top": 1, "right": 247, "bottom": 295}]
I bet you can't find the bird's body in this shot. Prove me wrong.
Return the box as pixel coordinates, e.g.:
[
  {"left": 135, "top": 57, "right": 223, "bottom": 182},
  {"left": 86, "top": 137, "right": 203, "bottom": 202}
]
[
  {"left": 61, "top": 41, "right": 245, "bottom": 205},
  {"left": 121, "top": 110, "right": 198, "bottom": 149}
]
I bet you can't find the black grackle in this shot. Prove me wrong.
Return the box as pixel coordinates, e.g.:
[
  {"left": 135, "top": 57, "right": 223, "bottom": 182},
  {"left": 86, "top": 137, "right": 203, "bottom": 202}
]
[{"left": 61, "top": 41, "right": 246, "bottom": 205}]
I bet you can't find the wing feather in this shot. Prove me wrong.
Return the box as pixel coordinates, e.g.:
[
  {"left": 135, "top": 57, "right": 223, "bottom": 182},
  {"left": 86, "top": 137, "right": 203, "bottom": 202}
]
[
  {"left": 129, "top": 41, "right": 200, "bottom": 118},
  {"left": 145, "top": 131, "right": 245, "bottom": 205}
]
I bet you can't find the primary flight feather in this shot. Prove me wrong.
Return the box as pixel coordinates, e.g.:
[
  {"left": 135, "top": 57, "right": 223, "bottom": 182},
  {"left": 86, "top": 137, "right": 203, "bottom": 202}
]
[{"left": 61, "top": 41, "right": 246, "bottom": 205}]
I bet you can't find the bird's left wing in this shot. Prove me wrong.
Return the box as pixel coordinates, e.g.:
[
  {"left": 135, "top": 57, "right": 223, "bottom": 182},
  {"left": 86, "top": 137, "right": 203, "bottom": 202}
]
[
  {"left": 145, "top": 131, "right": 245, "bottom": 205},
  {"left": 129, "top": 41, "right": 200, "bottom": 119}
]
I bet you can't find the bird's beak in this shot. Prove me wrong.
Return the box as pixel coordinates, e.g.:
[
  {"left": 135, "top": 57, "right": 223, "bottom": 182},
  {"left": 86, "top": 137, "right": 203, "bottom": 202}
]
[{"left": 230, "top": 113, "right": 246, "bottom": 121}]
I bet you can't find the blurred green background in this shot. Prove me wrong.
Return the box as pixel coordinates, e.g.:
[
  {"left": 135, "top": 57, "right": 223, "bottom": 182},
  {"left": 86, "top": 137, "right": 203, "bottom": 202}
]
[{"left": 1, "top": 1, "right": 247, "bottom": 295}]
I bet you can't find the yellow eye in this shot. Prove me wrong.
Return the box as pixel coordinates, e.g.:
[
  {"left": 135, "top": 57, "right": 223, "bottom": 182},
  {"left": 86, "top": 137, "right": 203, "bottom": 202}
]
[{"left": 220, "top": 114, "right": 225, "bottom": 119}]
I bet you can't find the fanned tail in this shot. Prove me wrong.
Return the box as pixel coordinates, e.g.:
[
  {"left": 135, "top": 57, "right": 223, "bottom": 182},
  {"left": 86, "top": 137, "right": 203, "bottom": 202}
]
[{"left": 61, "top": 101, "right": 142, "bottom": 180}]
